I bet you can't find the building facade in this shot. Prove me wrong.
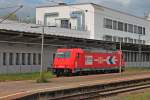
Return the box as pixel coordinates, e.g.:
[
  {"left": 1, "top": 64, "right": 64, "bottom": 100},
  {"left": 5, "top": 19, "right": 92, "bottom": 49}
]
[
  {"left": 36, "top": 3, "right": 150, "bottom": 44},
  {"left": 0, "top": 3, "right": 150, "bottom": 74}
]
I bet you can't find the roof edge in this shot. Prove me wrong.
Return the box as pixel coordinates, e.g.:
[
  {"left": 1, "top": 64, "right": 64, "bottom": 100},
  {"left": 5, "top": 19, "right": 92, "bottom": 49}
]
[{"left": 36, "top": 2, "right": 148, "bottom": 21}]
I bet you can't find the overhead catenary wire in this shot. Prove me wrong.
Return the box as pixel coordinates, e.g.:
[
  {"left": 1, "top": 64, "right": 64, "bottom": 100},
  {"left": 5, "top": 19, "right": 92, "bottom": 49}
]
[
  {"left": 0, "top": 5, "right": 22, "bottom": 10},
  {"left": 0, "top": 5, "right": 23, "bottom": 24}
]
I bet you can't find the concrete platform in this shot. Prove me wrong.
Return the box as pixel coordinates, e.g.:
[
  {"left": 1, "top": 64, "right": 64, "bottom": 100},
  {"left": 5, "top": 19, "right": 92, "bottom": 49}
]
[{"left": 0, "top": 72, "right": 150, "bottom": 100}]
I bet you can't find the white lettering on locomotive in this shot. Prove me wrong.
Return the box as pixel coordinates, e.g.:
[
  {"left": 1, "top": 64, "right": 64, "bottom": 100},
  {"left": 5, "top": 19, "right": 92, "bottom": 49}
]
[
  {"left": 85, "top": 56, "right": 93, "bottom": 65},
  {"left": 94, "top": 57, "right": 105, "bottom": 64}
]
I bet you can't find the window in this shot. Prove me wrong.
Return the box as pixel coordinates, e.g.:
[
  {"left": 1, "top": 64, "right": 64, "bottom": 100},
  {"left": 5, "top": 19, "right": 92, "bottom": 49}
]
[
  {"left": 128, "top": 24, "right": 133, "bottom": 33},
  {"left": 104, "top": 18, "right": 112, "bottom": 29},
  {"left": 124, "top": 52, "right": 127, "bottom": 62},
  {"left": 38, "top": 53, "right": 41, "bottom": 65},
  {"left": 143, "top": 27, "right": 145, "bottom": 35},
  {"left": 104, "top": 35, "right": 112, "bottom": 41},
  {"left": 134, "top": 25, "right": 138, "bottom": 33},
  {"left": 3, "top": 52, "right": 7, "bottom": 65},
  {"left": 134, "top": 52, "right": 137, "bottom": 62},
  {"left": 28, "top": 53, "right": 31, "bottom": 65},
  {"left": 124, "top": 37, "right": 128, "bottom": 43},
  {"left": 61, "top": 20, "right": 69, "bottom": 28},
  {"left": 143, "top": 40, "right": 146, "bottom": 44},
  {"left": 146, "top": 53, "right": 150, "bottom": 61},
  {"left": 33, "top": 53, "right": 36, "bottom": 65},
  {"left": 131, "top": 52, "right": 134, "bottom": 62},
  {"left": 113, "top": 20, "right": 117, "bottom": 30},
  {"left": 16, "top": 53, "right": 20, "bottom": 65},
  {"left": 124, "top": 23, "right": 128, "bottom": 32},
  {"left": 128, "top": 38, "right": 133, "bottom": 43},
  {"left": 113, "top": 36, "right": 117, "bottom": 42},
  {"left": 22, "top": 53, "right": 25, "bottom": 65},
  {"left": 134, "top": 39, "right": 137, "bottom": 44},
  {"left": 118, "top": 37, "right": 123, "bottom": 42},
  {"left": 9, "top": 53, "right": 13, "bottom": 65},
  {"left": 118, "top": 21, "right": 124, "bottom": 31},
  {"left": 56, "top": 51, "right": 71, "bottom": 58},
  {"left": 138, "top": 26, "right": 142, "bottom": 34}
]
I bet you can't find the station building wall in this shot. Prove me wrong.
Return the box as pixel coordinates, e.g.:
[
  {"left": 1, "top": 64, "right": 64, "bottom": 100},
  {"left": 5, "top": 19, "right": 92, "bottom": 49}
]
[
  {"left": 0, "top": 43, "right": 56, "bottom": 74},
  {"left": 123, "top": 51, "right": 150, "bottom": 67},
  {"left": 0, "top": 41, "right": 149, "bottom": 74}
]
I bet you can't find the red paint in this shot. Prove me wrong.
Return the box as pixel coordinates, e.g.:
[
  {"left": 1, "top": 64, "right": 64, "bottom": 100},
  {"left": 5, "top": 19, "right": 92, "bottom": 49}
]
[{"left": 53, "top": 48, "right": 125, "bottom": 73}]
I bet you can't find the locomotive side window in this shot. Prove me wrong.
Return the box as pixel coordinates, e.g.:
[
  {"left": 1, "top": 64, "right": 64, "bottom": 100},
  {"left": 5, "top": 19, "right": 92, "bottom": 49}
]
[{"left": 56, "top": 51, "right": 70, "bottom": 58}]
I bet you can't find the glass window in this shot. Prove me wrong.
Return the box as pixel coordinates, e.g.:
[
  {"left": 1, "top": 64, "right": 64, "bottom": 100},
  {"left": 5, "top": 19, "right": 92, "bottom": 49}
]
[
  {"left": 61, "top": 20, "right": 69, "bottom": 28},
  {"left": 143, "top": 40, "right": 146, "bottom": 44},
  {"left": 124, "top": 37, "right": 128, "bottom": 43},
  {"left": 138, "top": 26, "right": 142, "bottom": 34},
  {"left": 143, "top": 27, "right": 145, "bottom": 35},
  {"left": 38, "top": 53, "right": 41, "bottom": 65},
  {"left": 128, "top": 38, "right": 133, "bottom": 43},
  {"left": 9, "top": 53, "right": 13, "bottom": 65},
  {"left": 33, "top": 53, "right": 36, "bottom": 65},
  {"left": 28, "top": 53, "right": 31, "bottom": 65},
  {"left": 128, "top": 24, "right": 133, "bottom": 33},
  {"left": 113, "top": 20, "right": 117, "bottom": 30},
  {"left": 56, "top": 51, "right": 71, "bottom": 58},
  {"left": 134, "top": 25, "right": 138, "bottom": 33},
  {"left": 104, "top": 35, "right": 112, "bottom": 41},
  {"left": 16, "top": 53, "right": 20, "bottom": 65},
  {"left": 104, "top": 18, "right": 112, "bottom": 29},
  {"left": 124, "top": 23, "right": 128, "bottom": 32},
  {"left": 118, "top": 37, "right": 123, "bottom": 42},
  {"left": 3, "top": 52, "right": 7, "bottom": 65},
  {"left": 113, "top": 36, "right": 117, "bottom": 42},
  {"left": 22, "top": 53, "right": 25, "bottom": 65},
  {"left": 118, "top": 21, "right": 124, "bottom": 31}
]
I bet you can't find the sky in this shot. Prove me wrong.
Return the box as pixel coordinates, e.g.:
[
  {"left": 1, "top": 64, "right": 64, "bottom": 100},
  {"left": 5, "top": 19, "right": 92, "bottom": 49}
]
[{"left": 0, "top": 0, "right": 150, "bottom": 19}]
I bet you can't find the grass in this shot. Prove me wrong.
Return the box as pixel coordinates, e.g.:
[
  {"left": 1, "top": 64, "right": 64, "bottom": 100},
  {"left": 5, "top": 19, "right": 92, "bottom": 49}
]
[
  {"left": 118, "top": 91, "right": 150, "bottom": 100},
  {"left": 0, "top": 67, "right": 150, "bottom": 82},
  {"left": 0, "top": 71, "right": 55, "bottom": 82},
  {"left": 125, "top": 67, "right": 150, "bottom": 73}
]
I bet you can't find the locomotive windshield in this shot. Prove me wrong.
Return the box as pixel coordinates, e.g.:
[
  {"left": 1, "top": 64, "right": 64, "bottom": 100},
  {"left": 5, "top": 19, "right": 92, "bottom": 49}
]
[{"left": 55, "top": 51, "right": 71, "bottom": 58}]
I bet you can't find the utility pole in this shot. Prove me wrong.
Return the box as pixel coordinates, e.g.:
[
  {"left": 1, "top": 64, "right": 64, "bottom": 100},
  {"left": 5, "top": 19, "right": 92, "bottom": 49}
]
[
  {"left": 138, "top": 35, "right": 142, "bottom": 67},
  {"left": 31, "top": 25, "right": 46, "bottom": 81},
  {"left": 119, "top": 41, "right": 122, "bottom": 73}
]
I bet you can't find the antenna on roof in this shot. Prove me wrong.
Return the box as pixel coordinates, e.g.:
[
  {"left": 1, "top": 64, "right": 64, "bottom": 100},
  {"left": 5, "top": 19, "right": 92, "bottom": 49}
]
[{"left": 48, "top": 0, "right": 67, "bottom": 5}]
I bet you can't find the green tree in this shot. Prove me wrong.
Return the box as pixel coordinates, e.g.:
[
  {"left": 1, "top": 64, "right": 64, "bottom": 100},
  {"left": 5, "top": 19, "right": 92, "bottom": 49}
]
[{"left": 2, "top": 13, "right": 18, "bottom": 21}]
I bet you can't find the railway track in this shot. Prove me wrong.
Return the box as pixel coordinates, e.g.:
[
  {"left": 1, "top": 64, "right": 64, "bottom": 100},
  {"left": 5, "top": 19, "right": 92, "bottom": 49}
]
[
  {"left": 17, "top": 77, "right": 150, "bottom": 100},
  {"left": 48, "top": 78, "right": 150, "bottom": 100},
  {"left": 85, "top": 83, "right": 150, "bottom": 100}
]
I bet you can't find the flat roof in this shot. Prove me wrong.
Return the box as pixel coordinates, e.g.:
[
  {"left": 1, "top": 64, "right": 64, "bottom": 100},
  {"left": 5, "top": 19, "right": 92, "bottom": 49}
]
[
  {"left": 0, "top": 19, "right": 90, "bottom": 39},
  {"left": 36, "top": 3, "right": 148, "bottom": 21}
]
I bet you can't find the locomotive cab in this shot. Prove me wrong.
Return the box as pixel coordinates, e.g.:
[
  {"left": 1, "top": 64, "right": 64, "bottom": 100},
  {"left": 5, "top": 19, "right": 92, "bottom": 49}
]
[{"left": 52, "top": 48, "right": 82, "bottom": 76}]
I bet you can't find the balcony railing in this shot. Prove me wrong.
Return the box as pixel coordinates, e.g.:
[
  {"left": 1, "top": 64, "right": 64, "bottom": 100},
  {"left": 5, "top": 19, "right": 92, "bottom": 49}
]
[{"left": 42, "top": 22, "right": 88, "bottom": 31}]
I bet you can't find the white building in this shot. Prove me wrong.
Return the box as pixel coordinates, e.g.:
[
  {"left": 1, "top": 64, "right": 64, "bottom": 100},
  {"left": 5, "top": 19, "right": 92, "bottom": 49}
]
[
  {"left": 0, "top": 3, "right": 150, "bottom": 74},
  {"left": 36, "top": 3, "right": 150, "bottom": 44}
]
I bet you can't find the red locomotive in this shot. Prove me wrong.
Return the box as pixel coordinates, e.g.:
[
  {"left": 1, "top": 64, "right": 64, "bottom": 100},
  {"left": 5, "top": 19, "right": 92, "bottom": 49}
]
[{"left": 52, "top": 48, "right": 125, "bottom": 76}]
